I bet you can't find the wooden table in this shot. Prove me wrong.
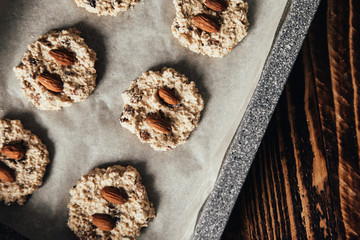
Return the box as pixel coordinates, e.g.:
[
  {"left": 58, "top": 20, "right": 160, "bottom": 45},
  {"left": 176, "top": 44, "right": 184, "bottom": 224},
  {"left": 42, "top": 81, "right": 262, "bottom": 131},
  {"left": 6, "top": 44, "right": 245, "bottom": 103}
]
[{"left": 222, "top": 0, "right": 360, "bottom": 239}]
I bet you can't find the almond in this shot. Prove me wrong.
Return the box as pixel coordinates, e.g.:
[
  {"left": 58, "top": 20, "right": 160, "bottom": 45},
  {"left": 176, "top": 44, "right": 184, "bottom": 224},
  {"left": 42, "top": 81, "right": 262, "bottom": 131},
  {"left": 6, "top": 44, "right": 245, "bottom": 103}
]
[
  {"left": 146, "top": 115, "right": 171, "bottom": 134},
  {"left": 159, "top": 88, "right": 180, "bottom": 105},
  {"left": 1, "top": 144, "right": 25, "bottom": 160},
  {"left": 37, "top": 73, "right": 63, "bottom": 93},
  {"left": 0, "top": 165, "right": 15, "bottom": 183},
  {"left": 49, "top": 49, "right": 76, "bottom": 66},
  {"left": 91, "top": 214, "right": 115, "bottom": 231},
  {"left": 101, "top": 186, "right": 127, "bottom": 205},
  {"left": 193, "top": 14, "right": 220, "bottom": 33},
  {"left": 205, "top": 0, "right": 228, "bottom": 12}
]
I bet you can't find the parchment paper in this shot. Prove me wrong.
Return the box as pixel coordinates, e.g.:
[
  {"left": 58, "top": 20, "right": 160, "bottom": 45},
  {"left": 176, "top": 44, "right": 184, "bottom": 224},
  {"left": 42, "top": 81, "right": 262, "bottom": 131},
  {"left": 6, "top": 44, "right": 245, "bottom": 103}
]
[{"left": 0, "top": 0, "right": 288, "bottom": 239}]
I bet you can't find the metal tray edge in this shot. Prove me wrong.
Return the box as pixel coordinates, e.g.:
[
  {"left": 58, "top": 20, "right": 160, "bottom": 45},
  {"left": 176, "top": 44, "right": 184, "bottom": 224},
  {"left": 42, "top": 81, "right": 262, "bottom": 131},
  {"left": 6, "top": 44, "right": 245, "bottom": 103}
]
[{"left": 192, "top": 0, "right": 321, "bottom": 239}]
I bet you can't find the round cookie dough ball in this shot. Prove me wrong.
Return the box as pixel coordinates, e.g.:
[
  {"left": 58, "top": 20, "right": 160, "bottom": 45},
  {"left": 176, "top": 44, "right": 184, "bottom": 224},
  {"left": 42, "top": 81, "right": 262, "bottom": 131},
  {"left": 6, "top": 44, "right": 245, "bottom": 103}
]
[
  {"left": 67, "top": 165, "right": 155, "bottom": 239},
  {"left": 120, "top": 67, "right": 204, "bottom": 151},
  {"left": 13, "top": 28, "right": 97, "bottom": 111},
  {"left": 74, "top": 0, "right": 139, "bottom": 16},
  {"left": 172, "top": 0, "right": 249, "bottom": 57},
  {"left": 0, "top": 119, "right": 50, "bottom": 205}
]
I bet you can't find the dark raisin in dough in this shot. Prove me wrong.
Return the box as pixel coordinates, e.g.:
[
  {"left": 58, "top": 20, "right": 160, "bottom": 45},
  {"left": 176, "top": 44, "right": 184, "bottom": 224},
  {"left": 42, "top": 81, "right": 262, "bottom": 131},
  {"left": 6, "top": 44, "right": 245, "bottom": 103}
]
[{"left": 88, "top": 0, "right": 96, "bottom": 8}]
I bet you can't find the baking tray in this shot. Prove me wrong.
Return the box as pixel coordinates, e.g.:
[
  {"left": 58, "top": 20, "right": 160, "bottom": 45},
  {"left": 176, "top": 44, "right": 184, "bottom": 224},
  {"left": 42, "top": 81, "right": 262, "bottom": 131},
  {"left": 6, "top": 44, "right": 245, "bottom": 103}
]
[{"left": 0, "top": 0, "right": 320, "bottom": 239}]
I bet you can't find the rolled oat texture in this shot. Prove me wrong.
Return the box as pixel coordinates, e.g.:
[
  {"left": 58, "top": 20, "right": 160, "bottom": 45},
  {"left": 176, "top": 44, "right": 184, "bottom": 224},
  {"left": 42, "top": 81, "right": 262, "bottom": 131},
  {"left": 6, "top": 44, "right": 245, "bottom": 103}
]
[
  {"left": 74, "top": 0, "right": 139, "bottom": 16},
  {"left": 172, "top": 0, "right": 249, "bottom": 57},
  {"left": 13, "top": 28, "right": 97, "bottom": 111},
  {"left": 120, "top": 67, "right": 204, "bottom": 151},
  {"left": 67, "top": 165, "right": 155, "bottom": 240},
  {"left": 0, "top": 119, "right": 50, "bottom": 205}
]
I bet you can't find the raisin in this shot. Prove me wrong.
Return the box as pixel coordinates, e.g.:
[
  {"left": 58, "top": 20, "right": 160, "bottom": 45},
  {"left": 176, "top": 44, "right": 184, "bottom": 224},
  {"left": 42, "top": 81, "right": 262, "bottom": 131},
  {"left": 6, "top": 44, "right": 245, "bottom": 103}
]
[
  {"left": 62, "top": 39, "right": 71, "bottom": 47},
  {"left": 120, "top": 117, "right": 129, "bottom": 123},
  {"left": 65, "top": 69, "right": 73, "bottom": 76},
  {"left": 29, "top": 58, "right": 37, "bottom": 65},
  {"left": 140, "top": 131, "right": 150, "bottom": 141},
  {"left": 158, "top": 110, "right": 165, "bottom": 117},
  {"left": 88, "top": 0, "right": 96, "bottom": 8},
  {"left": 26, "top": 168, "right": 35, "bottom": 174},
  {"left": 209, "top": 39, "right": 220, "bottom": 46},
  {"left": 124, "top": 105, "right": 135, "bottom": 115},
  {"left": 119, "top": 113, "right": 129, "bottom": 122},
  {"left": 23, "top": 81, "right": 30, "bottom": 87},
  {"left": 108, "top": 205, "right": 117, "bottom": 214}
]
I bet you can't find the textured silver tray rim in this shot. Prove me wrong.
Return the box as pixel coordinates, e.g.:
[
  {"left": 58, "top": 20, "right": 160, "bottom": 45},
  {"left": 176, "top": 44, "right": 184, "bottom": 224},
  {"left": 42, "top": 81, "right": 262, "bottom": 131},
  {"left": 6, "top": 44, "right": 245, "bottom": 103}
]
[{"left": 192, "top": 0, "right": 321, "bottom": 239}]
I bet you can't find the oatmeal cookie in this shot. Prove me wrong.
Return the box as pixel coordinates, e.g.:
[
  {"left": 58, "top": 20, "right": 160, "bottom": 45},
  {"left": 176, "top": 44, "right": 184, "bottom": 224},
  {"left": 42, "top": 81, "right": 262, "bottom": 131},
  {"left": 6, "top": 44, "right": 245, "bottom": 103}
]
[
  {"left": 120, "top": 67, "right": 204, "bottom": 151},
  {"left": 0, "top": 119, "right": 50, "bottom": 205},
  {"left": 13, "top": 28, "right": 97, "bottom": 111},
  {"left": 172, "top": 0, "right": 249, "bottom": 57},
  {"left": 67, "top": 165, "right": 155, "bottom": 240},
  {"left": 74, "top": 0, "right": 139, "bottom": 16}
]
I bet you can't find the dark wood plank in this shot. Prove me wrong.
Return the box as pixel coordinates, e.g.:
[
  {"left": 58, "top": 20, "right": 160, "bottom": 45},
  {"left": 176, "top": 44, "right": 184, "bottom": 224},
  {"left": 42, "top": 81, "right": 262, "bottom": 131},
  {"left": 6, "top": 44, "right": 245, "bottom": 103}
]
[
  {"left": 328, "top": 0, "right": 360, "bottom": 238},
  {"left": 222, "top": 1, "right": 360, "bottom": 239},
  {"left": 303, "top": 38, "right": 338, "bottom": 238},
  {"left": 277, "top": 59, "right": 308, "bottom": 240},
  {"left": 285, "top": 45, "right": 338, "bottom": 239},
  {"left": 307, "top": 1, "right": 345, "bottom": 238},
  {"left": 350, "top": 0, "right": 360, "bottom": 159}
]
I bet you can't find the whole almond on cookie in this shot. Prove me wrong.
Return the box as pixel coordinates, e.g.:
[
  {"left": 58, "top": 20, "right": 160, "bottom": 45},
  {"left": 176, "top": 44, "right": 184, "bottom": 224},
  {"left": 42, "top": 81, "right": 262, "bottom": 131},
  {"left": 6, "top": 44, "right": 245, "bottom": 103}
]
[
  {"left": 1, "top": 144, "right": 25, "bottom": 160},
  {"left": 0, "top": 165, "right": 15, "bottom": 183},
  {"left": 37, "top": 73, "right": 63, "bottom": 93},
  {"left": 159, "top": 88, "right": 180, "bottom": 105},
  {"left": 101, "top": 186, "right": 127, "bottom": 205},
  {"left": 49, "top": 49, "right": 76, "bottom": 66},
  {"left": 146, "top": 115, "right": 171, "bottom": 134},
  {"left": 91, "top": 214, "right": 115, "bottom": 231},
  {"left": 193, "top": 14, "right": 220, "bottom": 33},
  {"left": 205, "top": 0, "right": 228, "bottom": 12}
]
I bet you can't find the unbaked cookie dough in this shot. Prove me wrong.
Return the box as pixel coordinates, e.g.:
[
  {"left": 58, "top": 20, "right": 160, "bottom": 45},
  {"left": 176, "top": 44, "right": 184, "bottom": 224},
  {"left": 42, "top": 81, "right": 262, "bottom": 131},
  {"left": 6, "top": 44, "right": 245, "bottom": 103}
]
[
  {"left": 120, "top": 67, "right": 204, "bottom": 151},
  {"left": 171, "top": 0, "right": 249, "bottom": 57},
  {"left": 0, "top": 119, "right": 50, "bottom": 205},
  {"left": 68, "top": 165, "right": 155, "bottom": 240},
  {"left": 74, "top": 0, "right": 139, "bottom": 16},
  {"left": 13, "top": 28, "right": 97, "bottom": 111}
]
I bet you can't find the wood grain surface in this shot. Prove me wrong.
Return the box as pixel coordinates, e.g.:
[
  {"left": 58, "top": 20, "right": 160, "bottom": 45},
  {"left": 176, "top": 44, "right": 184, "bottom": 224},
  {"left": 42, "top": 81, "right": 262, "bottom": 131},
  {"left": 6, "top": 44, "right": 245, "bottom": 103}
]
[{"left": 222, "top": 0, "right": 360, "bottom": 239}]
